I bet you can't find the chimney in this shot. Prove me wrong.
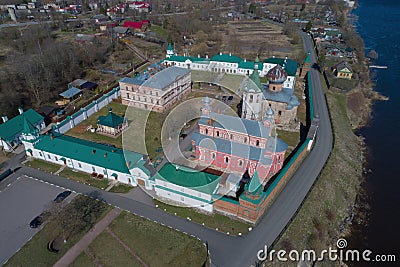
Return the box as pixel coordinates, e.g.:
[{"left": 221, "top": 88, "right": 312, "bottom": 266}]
[
  {"left": 1, "top": 116, "right": 8, "bottom": 123},
  {"left": 198, "top": 54, "right": 200, "bottom": 58},
  {"left": 18, "top": 107, "right": 23, "bottom": 114},
  {"left": 229, "top": 52, "right": 232, "bottom": 56},
  {"left": 219, "top": 52, "right": 222, "bottom": 55},
  {"left": 175, "top": 165, "right": 179, "bottom": 171},
  {"left": 244, "top": 58, "right": 246, "bottom": 62}
]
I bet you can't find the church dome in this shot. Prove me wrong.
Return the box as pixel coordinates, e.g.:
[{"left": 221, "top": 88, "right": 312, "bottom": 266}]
[{"left": 266, "top": 65, "right": 287, "bottom": 84}]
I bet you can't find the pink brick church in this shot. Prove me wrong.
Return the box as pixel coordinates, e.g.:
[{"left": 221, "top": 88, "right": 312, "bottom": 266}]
[{"left": 191, "top": 96, "right": 288, "bottom": 185}]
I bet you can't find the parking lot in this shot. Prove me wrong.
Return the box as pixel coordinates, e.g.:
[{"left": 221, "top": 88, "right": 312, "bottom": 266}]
[{"left": 0, "top": 174, "right": 75, "bottom": 265}]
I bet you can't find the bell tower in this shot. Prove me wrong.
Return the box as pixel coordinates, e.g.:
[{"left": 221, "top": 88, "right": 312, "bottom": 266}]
[{"left": 241, "top": 55, "right": 264, "bottom": 121}]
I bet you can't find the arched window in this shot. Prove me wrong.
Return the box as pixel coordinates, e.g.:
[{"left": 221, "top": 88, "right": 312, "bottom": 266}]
[
  {"left": 238, "top": 160, "right": 243, "bottom": 167},
  {"left": 205, "top": 128, "right": 208, "bottom": 135},
  {"left": 230, "top": 134, "right": 233, "bottom": 140},
  {"left": 256, "top": 140, "right": 260, "bottom": 146},
  {"left": 244, "top": 137, "right": 248, "bottom": 143},
  {"left": 216, "top": 131, "right": 220, "bottom": 137},
  {"left": 225, "top": 156, "right": 229, "bottom": 164}
]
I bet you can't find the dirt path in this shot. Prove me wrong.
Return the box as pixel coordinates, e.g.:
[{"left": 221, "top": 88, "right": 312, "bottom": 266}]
[{"left": 53, "top": 207, "right": 122, "bottom": 267}]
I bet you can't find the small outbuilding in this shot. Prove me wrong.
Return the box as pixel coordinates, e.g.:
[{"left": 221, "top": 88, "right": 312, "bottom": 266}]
[{"left": 96, "top": 108, "right": 128, "bottom": 136}]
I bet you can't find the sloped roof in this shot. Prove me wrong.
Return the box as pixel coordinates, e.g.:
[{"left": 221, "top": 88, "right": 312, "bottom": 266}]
[
  {"left": 141, "top": 66, "right": 190, "bottom": 91},
  {"left": 210, "top": 53, "right": 242, "bottom": 63},
  {"left": 97, "top": 110, "right": 125, "bottom": 128},
  {"left": 198, "top": 112, "right": 270, "bottom": 138},
  {"left": 238, "top": 60, "right": 263, "bottom": 70},
  {"left": 165, "top": 55, "right": 208, "bottom": 63},
  {"left": 34, "top": 133, "right": 144, "bottom": 174},
  {"left": 0, "top": 109, "right": 43, "bottom": 141},
  {"left": 153, "top": 163, "right": 220, "bottom": 194},
  {"left": 60, "top": 87, "right": 81, "bottom": 99},
  {"left": 120, "top": 76, "right": 146, "bottom": 86},
  {"left": 263, "top": 57, "right": 298, "bottom": 76},
  {"left": 262, "top": 86, "right": 298, "bottom": 105},
  {"left": 22, "top": 116, "right": 37, "bottom": 135},
  {"left": 334, "top": 61, "right": 353, "bottom": 73}
]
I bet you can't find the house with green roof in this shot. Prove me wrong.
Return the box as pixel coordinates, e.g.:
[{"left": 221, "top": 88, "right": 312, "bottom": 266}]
[
  {"left": 97, "top": 108, "right": 128, "bottom": 136},
  {"left": 152, "top": 163, "right": 221, "bottom": 212},
  {"left": 0, "top": 108, "right": 45, "bottom": 151},
  {"left": 21, "top": 129, "right": 152, "bottom": 189}
]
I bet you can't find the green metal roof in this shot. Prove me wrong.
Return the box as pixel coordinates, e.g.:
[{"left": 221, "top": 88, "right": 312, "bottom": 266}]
[
  {"left": 210, "top": 53, "right": 242, "bottom": 63},
  {"left": 153, "top": 163, "right": 221, "bottom": 195},
  {"left": 0, "top": 109, "right": 43, "bottom": 141},
  {"left": 238, "top": 60, "right": 263, "bottom": 70},
  {"left": 167, "top": 43, "right": 173, "bottom": 51},
  {"left": 263, "top": 57, "right": 298, "bottom": 76},
  {"left": 97, "top": 110, "right": 125, "bottom": 128},
  {"left": 34, "top": 133, "right": 144, "bottom": 174},
  {"left": 248, "top": 172, "right": 262, "bottom": 193},
  {"left": 22, "top": 116, "right": 38, "bottom": 135},
  {"left": 166, "top": 55, "right": 208, "bottom": 63}
]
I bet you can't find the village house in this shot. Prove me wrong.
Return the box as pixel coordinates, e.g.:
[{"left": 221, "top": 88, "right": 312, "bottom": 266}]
[
  {"left": 332, "top": 61, "right": 353, "bottom": 79},
  {"left": 0, "top": 108, "right": 45, "bottom": 151},
  {"left": 119, "top": 66, "right": 191, "bottom": 112}
]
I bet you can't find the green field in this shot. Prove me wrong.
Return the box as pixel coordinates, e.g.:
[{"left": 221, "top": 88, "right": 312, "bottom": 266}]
[
  {"left": 72, "top": 211, "right": 207, "bottom": 267},
  {"left": 5, "top": 196, "right": 111, "bottom": 266},
  {"left": 25, "top": 159, "right": 61, "bottom": 173},
  {"left": 154, "top": 199, "right": 250, "bottom": 235}
]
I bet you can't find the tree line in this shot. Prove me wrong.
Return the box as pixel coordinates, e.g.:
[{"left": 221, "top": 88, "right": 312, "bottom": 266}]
[{"left": 0, "top": 25, "right": 113, "bottom": 117}]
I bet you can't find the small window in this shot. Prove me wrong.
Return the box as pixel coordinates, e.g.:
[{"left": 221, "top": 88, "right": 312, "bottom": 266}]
[
  {"left": 47, "top": 154, "right": 51, "bottom": 159},
  {"left": 127, "top": 93, "right": 130, "bottom": 99},
  {"left": 244, "top": 137, "right": 247, "bottom": 143},
  {"left": 205, "top": 129, "right": 208, "bottom": 135},
  {"left": 55, "top": 156, "right": 58, "bottom": 161},
  {"left": 212, "top": 153, "right": 216, "bottom": 160},
  {"left": 216, "top": 131, "right": 220, "bottom": 137},
  {"left": 78, "top": 163, "right": 82, "bottom": 168},
  {"left": 103, "top": 169, "right": 107, "bottom": 175},
  {"left": 230, "top": 134, "right": 233, "bottom": 140},
  {"left": 92, "top": 166, "right": 95, "bottom": 172},
  {"left": 180, "top": 197, "right": 184, "bottom": 201},
  {"left": 238, "top": 160, "right": 243, "bottom": 167},
  {"left": 39, "top": 152, "right": 42, "bottom": 156},
  {"left": 256, "top": 140, "right": 260, "bottom": 146},
  {"left": 225, "top": 156, "right": 229, "bottom": 164}
]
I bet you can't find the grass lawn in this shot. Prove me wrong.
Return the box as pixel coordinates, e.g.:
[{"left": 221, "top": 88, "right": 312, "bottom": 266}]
[
  {"left": 65, "top": 101, "right": 127, "bottom": 148},
  {"left": 123, "top": 106, "right": 166, "bottom": 161},
  {"left": 154, "top": 199, "right": 250, "bottom": 236},
  {"left": 5, "top": 195, "right": 111, "bottom": 267},
  {"left": 108, "top": 183, "right": 133, "bottom": 193},
  {"left": 87, "top": 231, "right": 143, "bottom": 267},
  {"left": 60, "top": 168, "right": 110, "bottom": 190},
  {"left": 277, "top": 130, "right": 300, "bottom": 148},
  {"left": 150, "top": 25, "right": 168, "bottom": 40},
  {"left": 70, "top": 251, "right": 95, "bottom": 267},
  {"left": 109, "top": 211, "right": 207, "bottom": 266},
  {"left": 25, "top": 159, "right": 62, "bottom": 173}
]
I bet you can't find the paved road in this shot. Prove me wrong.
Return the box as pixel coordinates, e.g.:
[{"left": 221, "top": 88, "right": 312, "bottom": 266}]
[
  {"left": 0, "top": 175, "right": 74, "bottom": 265},
  {"left": 5, "top": 34, "right": 332, "bottom": 266}
]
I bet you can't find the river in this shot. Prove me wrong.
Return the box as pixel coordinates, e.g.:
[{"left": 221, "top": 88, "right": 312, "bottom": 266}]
[{"left": 347, "top": 0, "right": 400, "bottom": 265}]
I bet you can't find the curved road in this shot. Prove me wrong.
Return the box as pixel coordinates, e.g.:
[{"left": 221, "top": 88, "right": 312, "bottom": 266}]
[{"left": 13, "top": 32, "right": 332, "bottom": 266}]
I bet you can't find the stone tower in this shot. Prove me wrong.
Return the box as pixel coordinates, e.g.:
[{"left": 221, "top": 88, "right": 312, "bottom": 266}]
[{"left": 241, "top": 56, "right": 264, "bottom": 120}]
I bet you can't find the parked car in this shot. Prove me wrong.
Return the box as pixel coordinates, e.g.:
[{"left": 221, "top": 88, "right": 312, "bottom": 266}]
[
  {"left": 29, "top": 215, "right": 43, "bottom": 228},
  {"left": 54, "top": 190, "right": 72, "bottom": 203}
]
